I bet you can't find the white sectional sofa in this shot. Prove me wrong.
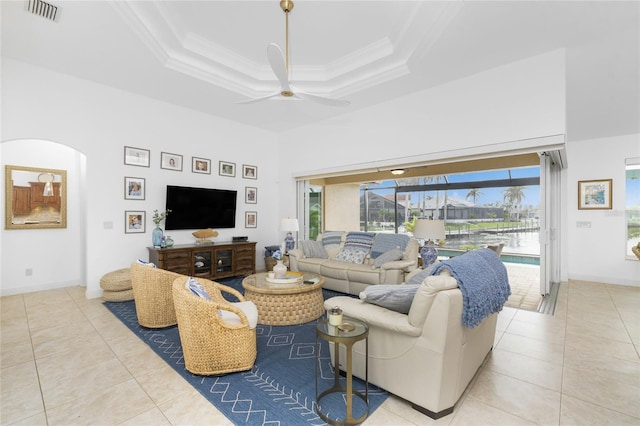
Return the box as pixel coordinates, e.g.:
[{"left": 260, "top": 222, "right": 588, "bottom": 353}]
[{"left": 288, "top": 231, "right": 419, "bottom": 295}]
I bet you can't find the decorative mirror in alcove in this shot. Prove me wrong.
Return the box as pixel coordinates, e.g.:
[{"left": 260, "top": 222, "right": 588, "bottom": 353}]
[{"left": 5, "top": 165, "right": 67, "bottom": 229}]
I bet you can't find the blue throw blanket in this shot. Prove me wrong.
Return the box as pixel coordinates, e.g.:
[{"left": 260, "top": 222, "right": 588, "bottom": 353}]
[{"left": 431, "top": 248, "right": 511, "bottom": 328}]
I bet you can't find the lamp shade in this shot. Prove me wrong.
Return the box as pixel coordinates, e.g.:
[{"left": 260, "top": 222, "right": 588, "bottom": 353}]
[
  {"left": 280, "top": 218, "right": 299, "bottom": 232},
  {"left": 413, "top": 219, "right": 445, "bottom": 241}
]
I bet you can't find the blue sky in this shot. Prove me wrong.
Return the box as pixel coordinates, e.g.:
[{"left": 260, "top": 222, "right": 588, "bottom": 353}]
[
  {"left": 627, "top": 165, "right": 640, "bottom": 206},
  {"left": 627, "top": 180, "right": 640, "bottom": 206}
]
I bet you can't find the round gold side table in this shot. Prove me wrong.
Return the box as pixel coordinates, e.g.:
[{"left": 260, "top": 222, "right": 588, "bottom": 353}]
[{"left": 316, "top": 317, "right": 369, "bottom": 425}]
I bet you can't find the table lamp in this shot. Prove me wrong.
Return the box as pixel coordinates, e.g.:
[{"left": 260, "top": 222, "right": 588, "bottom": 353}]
[
  {"left": 280, "top": 218, "right": 299, "bottom": 253},
  {"left": 413, "top": 218, "right": 446, "bottom": 267}
]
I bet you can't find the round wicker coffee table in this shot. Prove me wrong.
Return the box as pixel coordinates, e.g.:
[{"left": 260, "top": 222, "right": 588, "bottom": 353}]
[{"left": 242, "top": 272, "right": 325, "bottom": 325}]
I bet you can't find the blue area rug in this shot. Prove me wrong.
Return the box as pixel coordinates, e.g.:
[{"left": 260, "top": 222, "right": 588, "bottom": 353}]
[{"left": 104, "top": 278, "right": 388, "bottom": 425}]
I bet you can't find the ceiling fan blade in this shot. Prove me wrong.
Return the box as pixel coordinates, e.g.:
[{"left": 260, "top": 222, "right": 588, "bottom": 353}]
[
  {"left": 296, "top": 91, "right": 351, "bottom": 107},
  {"left": 235, "top": 92, "right": 281, "bottom": 104},
  {"left": 267, "top": 43, "right": 292, "bottom": 93},
  {"left": 238, "top": 3, "right": 350, "bottom": 107}
]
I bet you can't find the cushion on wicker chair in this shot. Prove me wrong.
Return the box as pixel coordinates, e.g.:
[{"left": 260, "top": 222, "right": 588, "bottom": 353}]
[{"left": 220, "top": 301, "right": 259, "bottom": 329}]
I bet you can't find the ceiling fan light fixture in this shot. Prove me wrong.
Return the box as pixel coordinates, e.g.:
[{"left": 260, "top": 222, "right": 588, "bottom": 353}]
[
  {"left": 237, "top": 0, "right": 349, "bottom": 107},
  {"left": 280, "top": 0, "right": 294, "bottom": 13}
]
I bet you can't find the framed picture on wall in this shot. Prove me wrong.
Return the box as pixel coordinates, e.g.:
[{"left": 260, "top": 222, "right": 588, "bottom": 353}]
[
  {"left": 578, "top": 179, "right": 612, "bottom": 210},
  {"left": 125, "top": 210, "right": 146, "bottom": 233},
  {"left": 245, "top": 211, "right": 257, "bottom": 228},
  {"left": 242, "top": 164, "right": 257, "bottom": 179},
  {"left": 219, "top": 161, "right": 236, "bottom": 177},
  {"left": 245, "top": 186, "right": 257, "bottom": 204},
  {"left": 124, "top": 177, "right": 145, "bottom": 200},
  {"left": 192, "top": 157, "right": 211, "bottom": 174},
  {"left": 124, "top": 146, "right": 150, "bottom": 167},
  {"left": 161, "top": 152, "right": 183, "bottom": 171}
]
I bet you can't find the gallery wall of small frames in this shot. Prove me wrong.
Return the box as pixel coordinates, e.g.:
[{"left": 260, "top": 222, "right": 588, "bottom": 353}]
[{"left": 123, "top": 146, "right": 259, "bottom": 233}]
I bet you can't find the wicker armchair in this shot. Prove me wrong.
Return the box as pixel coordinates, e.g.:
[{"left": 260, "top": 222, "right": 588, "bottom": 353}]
[
  {"left": 633, "top": 245, "right": 640, "bottom": 260},
  {"left": 172, "top": 277, "right": 257, "bottom": 375},
  {"left": 130, "top": 263, "right": 184, "bottom": 328}
]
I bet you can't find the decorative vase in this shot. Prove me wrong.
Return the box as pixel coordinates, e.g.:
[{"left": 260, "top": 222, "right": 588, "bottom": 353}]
[
  {"left": 152, "top": 225, "right": 164, "bottom": 247},
  {"left": 420, "top": 242, "right": 438, "bottom": 268},
  {"left": 165, "top": 236, "right": 174, "bottom": 247},
  {"left": 284, "top": 232, "right": 295, "bottom": 252},
  {"left": 273, "top": 260, "right": 287, "bottom": 279}
]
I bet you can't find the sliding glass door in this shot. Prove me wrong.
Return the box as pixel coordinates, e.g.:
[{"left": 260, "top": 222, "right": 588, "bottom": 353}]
[
  {"left": 297, "top": 180, "right": 323, "bottom": 240},
  {"left": 539, "top": 152, "right": 563, "bottom": 296}
]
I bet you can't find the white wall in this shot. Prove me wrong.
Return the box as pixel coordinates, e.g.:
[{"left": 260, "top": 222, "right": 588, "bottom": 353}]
[
  {"left": 279, "top": 50, "right": 566, "bottom": 182},
  {"left": 0, "top": 140, "right": 84, "bottom": 294},
  {"left": 566, "top": 134, "right": 640, "bottom": 286},
  {"left": 1, "top": 58, "right": 280, "bottom": 298},
  {"left": 324, "top": 184, "right": 361, "bottom": 231}
]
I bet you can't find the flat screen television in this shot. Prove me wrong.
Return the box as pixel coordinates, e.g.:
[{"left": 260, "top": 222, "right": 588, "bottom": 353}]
[{"left": 165, "top": 185, "right": 237, "bottom": 230}]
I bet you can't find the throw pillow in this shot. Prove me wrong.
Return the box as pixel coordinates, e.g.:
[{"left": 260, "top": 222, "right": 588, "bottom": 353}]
[
  {"left": 136, "top": 259, "right": 156, "bottom": 267},
  {"left": 186, "top": 277, "right": 211, "bottom": 300},
  {"left": 335, "top": 246, "right": 369, "bottom": 264},
  {"left": 344, "top": 231, "right": 376, "bottom": 250},
  {"left": 406, "top": 261, "right": 439, "bottom": 285},
  {"left": 370, "top": 233, "right": 410, "bottom": 259},
  {"left": 299, "top": 240, "right": 328, "bottom": 259},
  {"left": 322, "top": 231, "right": 344, "bottom": 247},
  {"left": 372, "top": 248, "right": 404, "bottom": 268},
  {"left": 359, "top": 284, "right": 420, "bottom": 314}
]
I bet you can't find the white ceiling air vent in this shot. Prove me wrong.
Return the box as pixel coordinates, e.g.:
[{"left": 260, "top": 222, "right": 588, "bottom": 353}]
[{"left": 27, "top": 0, "right": 59, "bottom": 22}]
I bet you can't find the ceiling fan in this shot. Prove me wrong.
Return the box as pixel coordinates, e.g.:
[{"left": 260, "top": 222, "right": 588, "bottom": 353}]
[{"left": 238, "top": 0, "right": 350, "bottom": 106}]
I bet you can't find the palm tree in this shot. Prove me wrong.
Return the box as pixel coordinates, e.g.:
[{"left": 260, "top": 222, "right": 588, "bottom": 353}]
[
  {"left": 503, "top": 186, "right": 527, "bottom": 220},
  {"left": 466, "top": 188, "right": 483, "bottom": 204}
]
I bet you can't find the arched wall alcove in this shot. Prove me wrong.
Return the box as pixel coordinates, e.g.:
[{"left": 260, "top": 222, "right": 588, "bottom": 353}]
[{"left": 0, "top": 139, "right": 87, "bottom": 296}]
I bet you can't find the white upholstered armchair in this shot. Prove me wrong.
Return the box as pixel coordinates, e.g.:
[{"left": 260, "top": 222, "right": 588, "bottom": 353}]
[{"left": 324, "top": 268, "right": 498, "bottom": 419}]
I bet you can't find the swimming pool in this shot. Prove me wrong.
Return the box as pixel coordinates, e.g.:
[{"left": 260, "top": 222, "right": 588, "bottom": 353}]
[{"left": 437, "top": 248, "right": 540, "bottom": 265}]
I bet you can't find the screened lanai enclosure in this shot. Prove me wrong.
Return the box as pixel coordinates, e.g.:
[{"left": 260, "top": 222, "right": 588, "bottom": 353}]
[{"left": 360, "top": 166, "right": 541, "bottom": 259}]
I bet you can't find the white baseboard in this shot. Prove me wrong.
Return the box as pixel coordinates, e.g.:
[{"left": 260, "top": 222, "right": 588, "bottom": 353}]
[
  {"left": 1, "top": 280, "right": 84, "bottom": 297},
  {"left": 567, "top": 274, "right": 640, "bottom": 287}
]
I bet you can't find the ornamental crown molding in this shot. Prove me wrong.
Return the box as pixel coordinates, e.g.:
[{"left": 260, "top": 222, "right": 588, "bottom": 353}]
[{"left": 110, "top": 2, "right": 462, "bottom": 99}]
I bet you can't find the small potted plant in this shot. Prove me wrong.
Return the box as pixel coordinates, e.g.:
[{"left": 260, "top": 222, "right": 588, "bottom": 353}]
[{"left": 151, "top": 209, "right": 171, "bottom": 247}]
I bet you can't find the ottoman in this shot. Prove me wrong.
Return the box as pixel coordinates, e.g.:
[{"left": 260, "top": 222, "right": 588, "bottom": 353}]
[{"left": 100, "top": 268, "right": 133, "bottom": 302}]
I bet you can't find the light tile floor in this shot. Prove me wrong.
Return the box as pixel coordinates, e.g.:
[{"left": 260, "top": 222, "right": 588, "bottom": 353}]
[
  {"left": 1, "top": 279, "right": 639, "bottom": 425},
  {"left": 503, "top": 263, "right": 543, "bottom": 312}
]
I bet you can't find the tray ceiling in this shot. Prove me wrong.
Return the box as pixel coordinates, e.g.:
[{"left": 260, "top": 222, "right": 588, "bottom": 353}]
[{"left": 2, "top": 1, "right": 638, "bottom": 137}]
